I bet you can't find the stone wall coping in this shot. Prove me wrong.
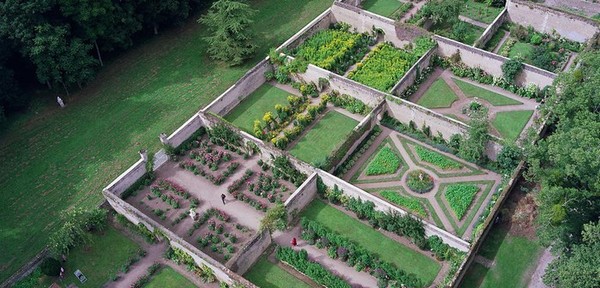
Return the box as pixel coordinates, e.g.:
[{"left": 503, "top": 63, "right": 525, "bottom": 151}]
[
  {"left": 284, "top": 172, "right": 319, "bottom": 207},
  {"left": 103, "top": 157, "right": 145, "bottom": 194},
  {"left": 510, "top": 0, "right": 600, "bottom": 28},
  {"left": 475, "top": 8, "right": 508, "bottom": 47},
  {"left": 276, "top": 8, "right": 332, "bottom": 51},
  {"left": 390, "top": 47, "right": 436, "bottom": 94}
]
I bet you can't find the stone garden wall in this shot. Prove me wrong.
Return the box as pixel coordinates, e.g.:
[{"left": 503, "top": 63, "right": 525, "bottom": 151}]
[
  {"left": 474, "top": 8, "right": 508, "bottom": 48},
  {"left": 284, "top": 172, "right": 319, "bottom": 221},
  {"left": 390, "top": 47, "right": 436, "bottom": 96},
  {"left": 104, "top": 157, "right": 147, "bottom": 198},
  {"left": 164, "top": 113, "right": 205, "bottom": 148},
  {"left": 202, "top": 60, "right": 271, "bottom": 117},
  {"left": 434, "top": 35, "right": 556, "bottom": 88},
  {"left": 507, "top": 0, "right": 599, "bottom": 43},
  {"left": 226, "top": 229, "right": 272, "bottom": 275},
  {"left": 291, "top": 58, "right": 384, "bottom": 107},
  {"left": 316, "top": 171, "right": 470, "bottom": 252}
]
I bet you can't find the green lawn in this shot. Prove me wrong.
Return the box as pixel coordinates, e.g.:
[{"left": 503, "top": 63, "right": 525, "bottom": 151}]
[
  {"left": 302, "top": 200, "right": 441, "bottom": 285},
  {"left": 224, "top": 83, "right": 291, "bottom": 133},
  {"left": 361, "top": 0, "right": 403, "bottom": 17},
  {"left": 452, "top": 78, "right": 522, "bottom": 106},
  {"left": 0, "top": 0, "right": 334, "bottom": 281},
  {"left": 509, "top": 42, "right": 535, "bottom": 60},
  {"left": 366, "top": 146, "right": 401, "bottom": 175},
  {"left": 244, "top": 256, "right": 312, "bottom": 288},
  {"left": 289, "top": 111, "right": 358, "bottom": 165},
  {"left": 417, "top": 79, "right": 459, "bottom": 108},
  {"left": 492, "top": 110, "right": 534, "bottom": 142},
  {"left": 146, "top": 266, "right": 196, "bottom": 288},
  {"left": 461, "top": 0, "right": 504, "bottom": 24},
  {"left": 15, "top": 227, "right": 140, "bottom": 288},
  {"left": 463, "top": 228, "right": 542, "bottom": 288}
]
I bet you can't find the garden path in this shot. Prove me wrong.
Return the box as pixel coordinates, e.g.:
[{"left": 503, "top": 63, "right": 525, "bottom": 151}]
[
  {"left": 493, "top": 31, "right": 510, "bottom": 54},
  {"left": 562, "top": 52, "right": 578, "bottom": 72},
  {"left": 399, "top": 0, "right": 427, "bottom": 23},
  {"left": 458, "top": 15, "right": 489, "bottom": 29},
  {"left": 347, "top": 126, "right": 502, "bottom": 239},
  {"left": 272, "top": 226, "right": 378, "bottom": 288},
  {"left": 527, "top": 247, "right": 554, "bottom": 288},
  {"left": 474, "top": 255, "right": 494, "bottom": 269}
]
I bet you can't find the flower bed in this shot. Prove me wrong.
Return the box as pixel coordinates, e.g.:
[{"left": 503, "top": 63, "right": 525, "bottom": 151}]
[
  {"left": 348, "top": 38, "right": 435, "bottom": 91},
  {"left": 293, "top": 23, "right": 372, "bottom": 74},
  {"left": 335, "top": 126, "right": 382, "bottom": 176},
  {"left": 406, "top": 170, "right": 434, "bottom": 193},
  {"left": 300, "top": 218, "right": 423, "bottom": 288},
  {"left": 414, "top": 146, "right": 462, "bottom": 170},
  {"left": 379, "top": 190, "right": 427, "bottom": 218},
  {"left": 444, "top": 184, "right": 479, "bottom": 219},
  {"left": 275, "top": 246, "right": 351, "bottom": 288},
  {"left": 366, "top": 146, "right": 401, "bottom": 176}
]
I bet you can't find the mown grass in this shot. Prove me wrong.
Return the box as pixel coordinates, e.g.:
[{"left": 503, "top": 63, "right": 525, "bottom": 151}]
[
  {"left": 0, "top": 0, "right": 334, "bottom": 281},
  {"left": 244, "top": 256, "right": 312, "bottom": 288},
  {"left": 417, "top": 79, "right": 459, "bottom": 108},
  {"left": 302, "top": 200, "right": 441, "bottom": 285},
  {"left": 379, "top": 190, "right": 427, "bottom": 217},
  {"left": 224, "top": 83, "right": 291, "bottom": 133},
  {"left": 361, "top": 0, "right": 403, "bottom": 17},
  {"left": 460, "top": 0, "right": 504, "bottom": 24},
  {"left": 462, "top": 228, "right": 542, "bottom": 288},
  {"left": 492, "top": 110, "right": 534, "bottom": 142},
  {"left": 366, "top": 146, "right": 401, "bottom": 175},
  {"left": 452, "top": 78, "right": 522, "bottom": 106},
  {"left": 289, "top": 111, "right": 358, "bottom": 165},
  {"left": 146, "top": 266, "right": 196, "bottom": 288}
]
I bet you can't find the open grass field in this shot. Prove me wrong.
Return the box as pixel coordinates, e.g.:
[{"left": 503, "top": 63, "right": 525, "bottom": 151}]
[
  {"left": 244, "top": 256, "right": 312, "bottom": 288},
  {"left": 224, "top": 83, "right": 290, "bottom": 133},
  {"left": 452, "top": 78, "right": 522, "bottom": 106},
  {"left": 460, "top": 0, "right": 504, "bottom": 24},
  {"left": 417, "top": 79, "right": 459, "bottom": 108},
  {"left": 492, "top": 110, "right": 534, "bottom": 142},
  {"left": 289, "top": 111, "right": 358, "bottom": 165},
  {"left": 361, "top": 0, "right": 403, "bottom": 17},
  {"left": 146, "top": 266, "right": 196, "bottom": 288},
  {"left": 0, "top": 0, "right": 334, "bottom": 281},
  {"left": 302, "top": 200, "right": 441, "bottom": 285},
  {"left": 14, "top": 226, "right": 140, "bottom": 288},
  {"left": 462, "top": 228, "right": 542, "bottom": 288},
  {"left": 508, "top": 42, "right": 535, "bottom": 60}
]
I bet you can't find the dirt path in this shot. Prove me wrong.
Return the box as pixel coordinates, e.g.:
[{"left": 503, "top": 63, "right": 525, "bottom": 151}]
[
  {"left": 527, "top": 247, "right": 554, "bottom": 288},
  {"left": 399, "top": 0, "right": 427, "bottom": 23},
  {"left": 458, "top": 15, "right": 489, "bottom": 29},
  {"left": 562, "top": 52, "right": 578, "bottom": 72},
  {"left": 493, "top": 31, "right": 510, "bottom": 53},
  {"left": 105, "top": 242, "right": 168, "bottom": 288}
]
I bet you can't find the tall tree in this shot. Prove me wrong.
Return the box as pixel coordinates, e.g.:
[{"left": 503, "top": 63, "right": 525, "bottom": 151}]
[
  {"left": 138, "top": 0, "right": 190, "bottom": 35},
  {"left": 199, "top": 0, "right": 257, "bottom": 66}
]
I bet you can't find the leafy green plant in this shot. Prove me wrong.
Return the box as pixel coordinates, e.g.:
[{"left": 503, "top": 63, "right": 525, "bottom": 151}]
[
  {"left": 414, "top": 146, "right": 462, "bottom": 170},
  {"left": 406, "top": 170, "right": 434, "bottom": 193},
  {"left": 275, "top": 246, "right": 351, "bottom": 288},
  {"left": 40, "top": 257, "right": 61, "bottom": 276},
  {"left": 444, "top": 184, "right": 479, "bottom": 219},
  {"left": 366, "top": 146, "right": 401, "bottom": 175},
  {"left": 501, "top": 58, "right": 523, "bottom": 83},
  {"left": 380, "top": 190, "right": 427, "bottom": 218}
]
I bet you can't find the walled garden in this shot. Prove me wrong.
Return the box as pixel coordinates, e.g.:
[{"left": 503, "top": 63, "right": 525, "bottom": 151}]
[
  {"left": 360, "top": 0, "right": 414, "bottom": 20},
  {"left": 487, "top": 23, "right": 583, "bottom": 72},
  {"left": 407, "top": 67, "right": 537, "bottom": 142},
  {"left": 335, "top": 125, "right": 501, "bottom": 239}
]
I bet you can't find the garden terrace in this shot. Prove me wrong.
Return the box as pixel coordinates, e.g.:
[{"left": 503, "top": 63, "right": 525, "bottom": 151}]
[
  {"left": 407, "top": 68, "right": 538, "bottom": 142},
  {"left": 291, "top": 23, "right": 373, "bottom": 74},
  {"left": 338, "top": 125, "right": 502, "bottom": 239},
  {"left": 124, "top": 133, "right": 300, "bottom": 264},
  {"left": 486, "top": 23, "right": 583, "bottom": 73},
  {"left": 360, "top": 0, "right": 414, "bottom": 20},
  {"left": 348, "top": 37, "right": 436, "bottom": 92}
]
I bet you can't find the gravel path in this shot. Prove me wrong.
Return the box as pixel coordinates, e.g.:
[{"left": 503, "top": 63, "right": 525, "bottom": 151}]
[{"left": 528, "top": 247, "right": 554, "bottom": 288}]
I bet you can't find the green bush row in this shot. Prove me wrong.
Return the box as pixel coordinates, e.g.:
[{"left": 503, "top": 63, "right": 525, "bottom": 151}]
[{"left": 275, "top": 246, "right": 351, "bottom": 288}]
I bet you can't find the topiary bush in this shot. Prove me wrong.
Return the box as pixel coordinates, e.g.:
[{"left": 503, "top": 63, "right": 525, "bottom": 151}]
[
  {"left": 40, "top": 257, "right": 61, "bottom": 276},
  {"left": 406, "top": 170, "right": 434, "bottom": 193}
]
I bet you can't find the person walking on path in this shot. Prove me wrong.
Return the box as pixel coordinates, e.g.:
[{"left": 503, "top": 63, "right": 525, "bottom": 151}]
[
  {"left": 221, "top": 194, "right": 226, "bottom": 205},
  {"left": 291, "top": 237, "right": 297, "bottom": 246}
]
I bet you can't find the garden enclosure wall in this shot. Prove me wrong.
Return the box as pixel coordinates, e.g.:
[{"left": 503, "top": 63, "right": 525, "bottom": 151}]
[
  {"left": 474, "top": 8, "right": 508, "bottom": 48},
  {"left": 507, "top": 0, "right": 599, "bottom": 43}
]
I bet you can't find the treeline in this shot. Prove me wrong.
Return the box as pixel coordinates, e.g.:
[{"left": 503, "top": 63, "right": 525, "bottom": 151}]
[
  {"left": 525, "top": 50, "right": 600, "bottom": 287},
  {"left": 0, "top": 0, "right": 212, "bottom": 121}
]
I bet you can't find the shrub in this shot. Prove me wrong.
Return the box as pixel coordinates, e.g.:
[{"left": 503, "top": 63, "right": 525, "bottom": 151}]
[
  {"left": 496, "top": 145, "right": 522, "bottom": 173},
  {"left": 365, "top": 146, "right": 401, "bottom": 175},
  {"left": 444, "top": 184, "right": 479, "bottom": 219},
  {"left": 501, "top": 58, "right": 523, "bottom": 83},
  {"left": 48, "top": 208, "right": 107, "bottom": 256},
  {"left": 276, "top": 246, "right": 351, "bottom": 288},
  {"left": 260, "top": 203, "right": 287, "bottom": 232},
  {"left": 40, "top": 257, "right": 61, "bottom": 276},
  {"left": 406, "top": 170, "right": 434, "bottom": 193}
]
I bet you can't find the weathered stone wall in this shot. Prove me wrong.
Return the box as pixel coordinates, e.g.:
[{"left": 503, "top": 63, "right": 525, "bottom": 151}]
[
  {"left": 331, "top": 2, "right": 410, "bottom": 47},
  {"left": 292, "top": 59, "right": 384, "bottom": 107},
  {"left": 474, "top": 8, "right": 508, "bottom": 48},
  {"left": 507, "top": 0, "right": 599, "bottom": 43},
  {"left": 316, "top": 170, "right": 470, "bottom": 251},
  {"left": 203, "top": 60, "right": 272, "bottom": 117},
  {"left": 434, "top": 35, "right": 556, "bottom": 87},
  {"left": 104, "top": 158, "right": 147, "bottom": 198},
  {"left": 277, "top": 9, "right": 333, "bottom": 51},
  {"left": 164, "top": 113, "right": 205, "bottom": 148},
  {"left": 390, "top": 47, "right": 436, "bottom": 96},
  {"left": 284, "top": 172, "right": 319, "bottom": 220},
  {"left": 226, "top": 229, "right": 272, "bottom": 275}
]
